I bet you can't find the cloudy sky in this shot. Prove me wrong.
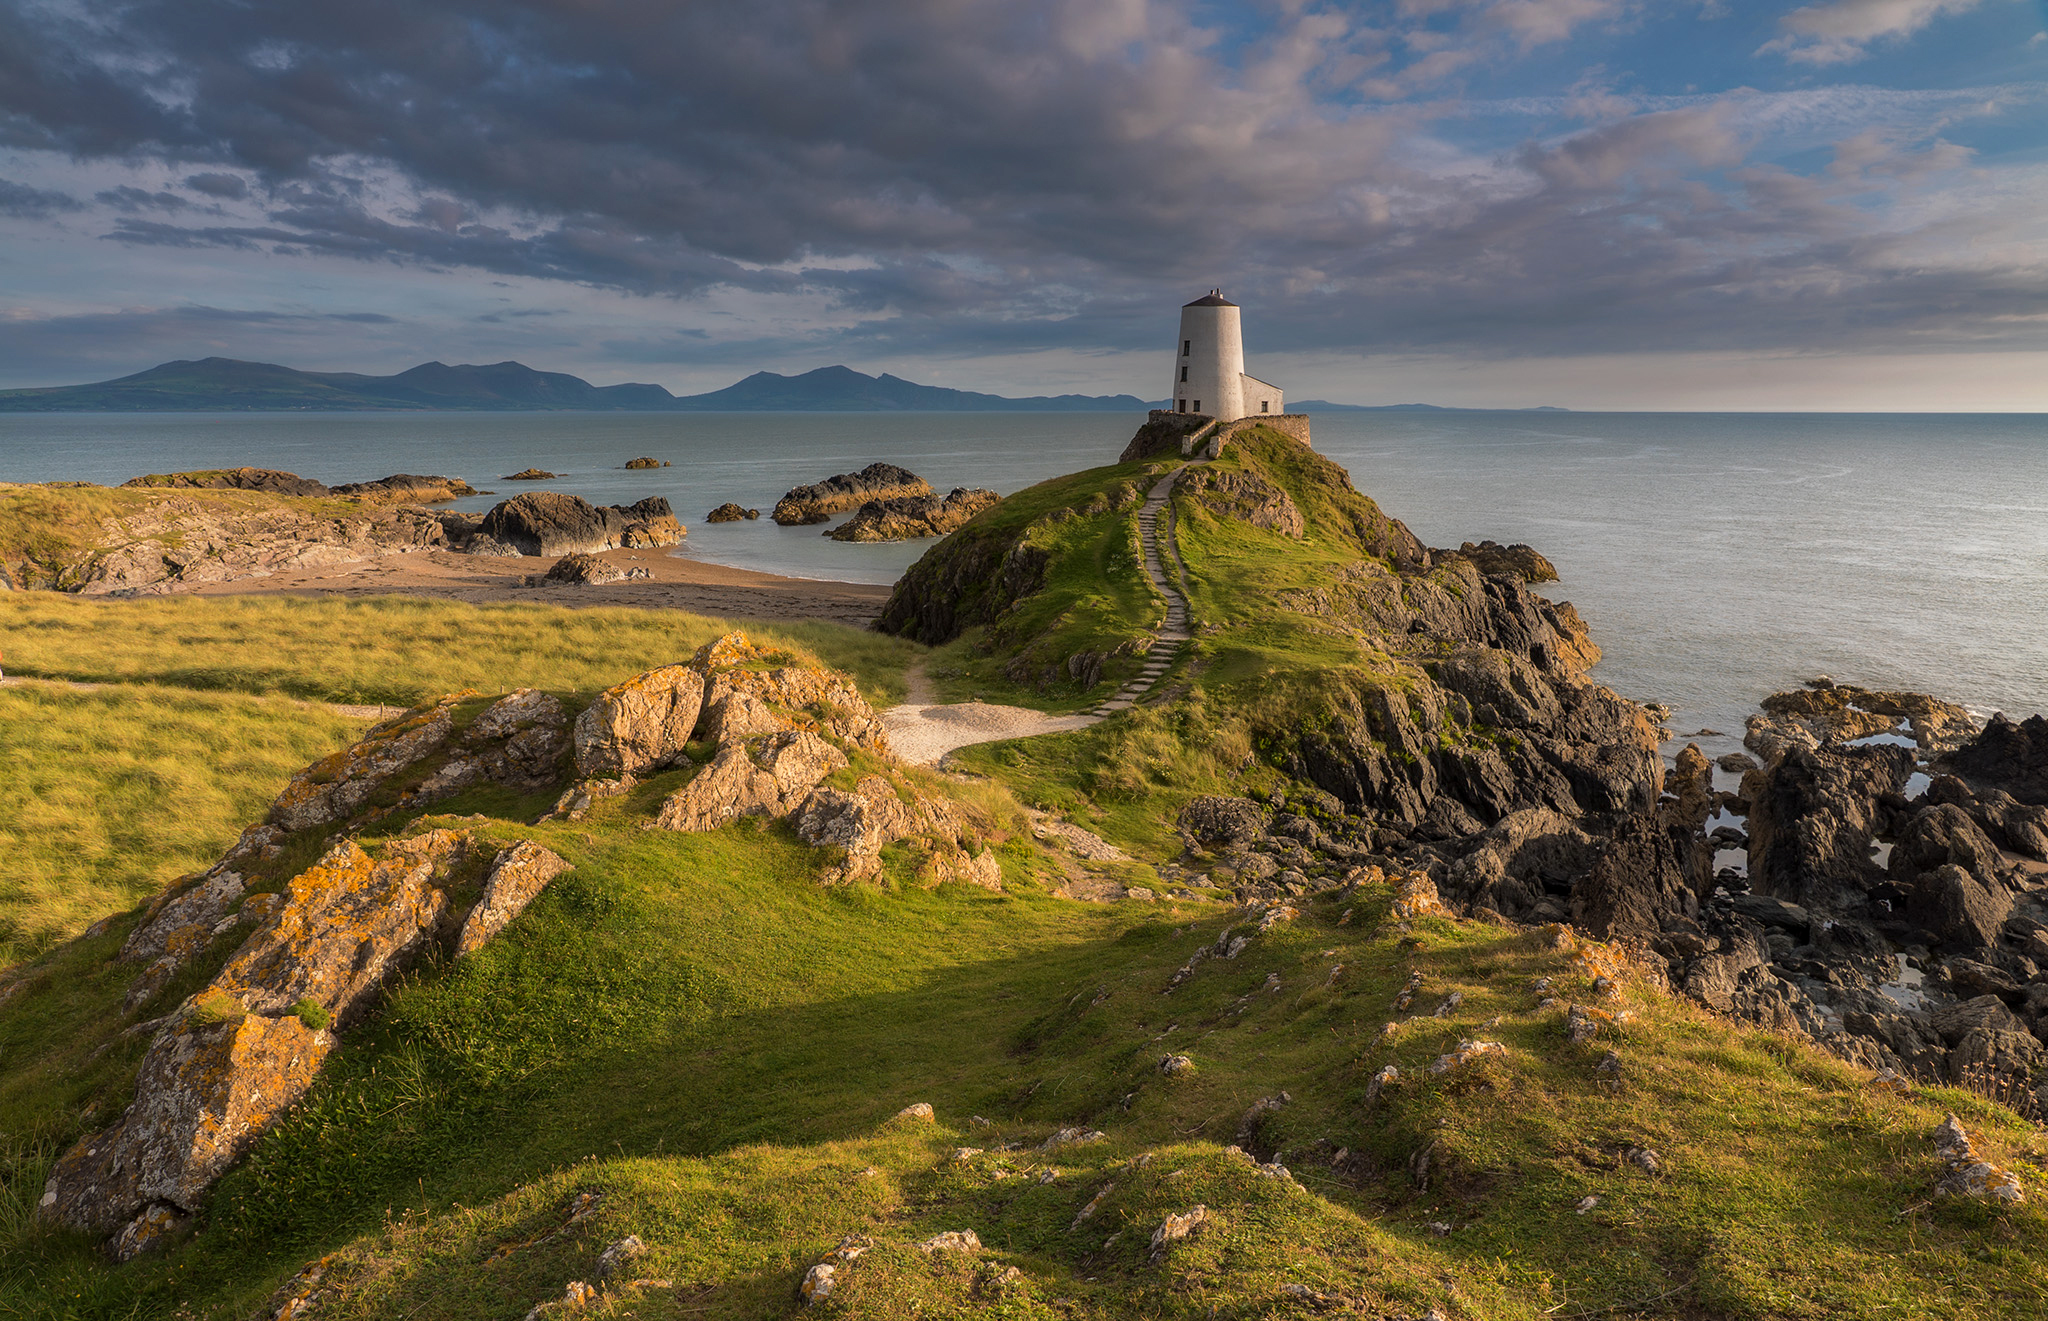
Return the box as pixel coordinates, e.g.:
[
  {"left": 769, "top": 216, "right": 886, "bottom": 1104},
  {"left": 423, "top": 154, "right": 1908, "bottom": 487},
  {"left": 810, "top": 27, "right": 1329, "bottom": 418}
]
[{"left": 3, "top": 0, "right": 2045, "bottom": 407}]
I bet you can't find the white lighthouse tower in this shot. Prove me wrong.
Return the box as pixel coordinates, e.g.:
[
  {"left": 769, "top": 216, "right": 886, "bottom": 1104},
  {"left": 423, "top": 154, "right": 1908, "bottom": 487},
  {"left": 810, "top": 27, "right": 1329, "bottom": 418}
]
[{"left": 1168, "top": 290, "right": 1284, "bottom": 422}]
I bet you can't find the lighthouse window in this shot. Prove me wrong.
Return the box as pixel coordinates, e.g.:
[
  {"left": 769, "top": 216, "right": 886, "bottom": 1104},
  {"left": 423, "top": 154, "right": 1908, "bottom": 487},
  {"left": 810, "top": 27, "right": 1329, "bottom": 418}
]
[
  {"left": 1182, "top": 340, "right": 1191, "bottom": 356},
  {"left": 1193, "top": 400, "right": 1201, "bottom": 413},
  {"left": 1180, "top": 366, "right": 1188, "bottom": 382},
  {"left": 1260, "top": 400, "right": 1269, "bottom": 413}
]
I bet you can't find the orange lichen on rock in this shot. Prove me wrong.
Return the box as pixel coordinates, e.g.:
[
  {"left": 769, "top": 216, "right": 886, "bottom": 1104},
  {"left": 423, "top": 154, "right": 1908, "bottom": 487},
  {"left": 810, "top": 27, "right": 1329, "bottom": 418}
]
[{"left": 268, "top": 697, "right": 461, "bottom": 832}]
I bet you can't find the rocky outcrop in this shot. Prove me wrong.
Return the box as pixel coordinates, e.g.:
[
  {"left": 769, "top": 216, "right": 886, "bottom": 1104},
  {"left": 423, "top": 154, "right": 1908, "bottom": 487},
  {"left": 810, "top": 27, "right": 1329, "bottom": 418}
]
[
  {"left": 270, "top": 698, "right": 462, "bottom": 832},
  {"left": 1178, "top": 467, "right": 1303, "bottom": 537},
  {"left": 694, "top": 633, "right": 888, "bottom": 755},
  {"left": 623, "top": 457, "right": 669, "bottom": 469},
  {"left": 573, "top": 665, "right": 705, "bottom": 779},
  {"left": 1176, "top": 796, "right": 1268, "bottom": 848},
  {"left": 504, "top": 468, "right": 558, "bottom": 480},
  {"left": 791, "top": 774, "right": 987, "bottom": 883},
  {"left": 455, "top": 841, "right": 575, "bottom": 957},
  {"left": 828, "top": 488, "right": 997, "bottom": 542},
  {"left": 329, "top": 474, "right": 479, "bottom": 504},
  {"left": 1927, "top": 775, "right": 2048, "bottom": 862},
  {"left": 43, "top": 830, "right": 570, "bottom": 1258},
  {"left": 1945, "top": 713, "right": 2048, "bottom": 806},
  {"left": 1744, "top": 742, "right": 1912, "bottom": 912},
  {"left": 1429, "top": 541, "right": 1559, "bottom": 584},
  {"left": 705, "top": 503, "right": 759, "bottom": 522},
  {"left": 122, "top": 468, "right": 331, "bottom": 497},
  {"left": 651, "top": 731, "right": 847, "bottom": 832},
  {"left": 1750, "top": 680, "right": 1977, "bottom": 759},
  {"left": 772, "top": 464, "right": 930, "bottom": 525},
  {"left": 473, "top": 493, "right": 682, "bottom": 556}
]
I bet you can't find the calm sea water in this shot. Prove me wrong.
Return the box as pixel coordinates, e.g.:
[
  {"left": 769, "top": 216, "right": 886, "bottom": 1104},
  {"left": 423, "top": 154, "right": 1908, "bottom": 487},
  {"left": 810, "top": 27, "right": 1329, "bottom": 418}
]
[{"left": 3, "top": 409, "right": 2043, "bottom": 743}]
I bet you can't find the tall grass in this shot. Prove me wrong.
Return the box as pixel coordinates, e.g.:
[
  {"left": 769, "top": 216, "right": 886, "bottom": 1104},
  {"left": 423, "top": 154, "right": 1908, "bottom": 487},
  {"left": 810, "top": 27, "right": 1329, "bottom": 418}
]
[
  {"left": 0, "top": 681, "right": 370, "bottom": 966},
  {"left": 0, "top": 593, "right": 918, "bottom": 708}
]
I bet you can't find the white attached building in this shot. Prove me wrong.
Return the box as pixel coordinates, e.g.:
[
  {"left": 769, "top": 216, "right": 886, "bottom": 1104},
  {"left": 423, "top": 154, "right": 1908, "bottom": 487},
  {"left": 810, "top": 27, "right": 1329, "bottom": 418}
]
[{"left": 1167, "top": 290, "right": 1284, "bottom": 422}]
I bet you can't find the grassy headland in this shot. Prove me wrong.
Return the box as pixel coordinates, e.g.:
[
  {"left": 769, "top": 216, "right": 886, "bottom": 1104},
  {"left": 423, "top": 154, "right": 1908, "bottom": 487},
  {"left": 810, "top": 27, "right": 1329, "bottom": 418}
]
[{"left": 0, "top": 429, "right": 2043, "bottom": 1319}]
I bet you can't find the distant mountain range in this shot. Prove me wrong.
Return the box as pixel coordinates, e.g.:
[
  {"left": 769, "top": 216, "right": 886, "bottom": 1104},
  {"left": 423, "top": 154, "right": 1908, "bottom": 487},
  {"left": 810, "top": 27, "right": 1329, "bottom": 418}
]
[
  {"left": 0, "top": 358, "right": 1151, "bottom": 413},
  {"left": 0, "top": 357, "right": 1569, "bottom": 414}
]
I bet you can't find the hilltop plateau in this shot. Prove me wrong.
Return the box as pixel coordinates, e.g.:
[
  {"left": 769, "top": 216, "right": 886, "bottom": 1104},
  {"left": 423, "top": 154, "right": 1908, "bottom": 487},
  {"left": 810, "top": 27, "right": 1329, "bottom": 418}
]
[{"left": 1, "top": 426, "right": 2045, "bottom": 1319}]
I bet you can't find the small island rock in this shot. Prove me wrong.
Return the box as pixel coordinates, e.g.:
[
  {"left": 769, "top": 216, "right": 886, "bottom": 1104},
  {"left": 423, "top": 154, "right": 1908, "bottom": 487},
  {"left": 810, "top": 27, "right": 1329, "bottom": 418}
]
[
  {"left": 503, "top": 468, "right": 559, "bottom": 481},
  {"left": 624, "top": 457, "right": 670, "bottom": 469},
  {"left": 829, "top": 488, "right": 997, "bottom": 542},
  {"left": 706, "top": 502, "right": 761, "bottom": 523},
  {"left": 772, "top": 463, "right": 931, "bottom": 525}
]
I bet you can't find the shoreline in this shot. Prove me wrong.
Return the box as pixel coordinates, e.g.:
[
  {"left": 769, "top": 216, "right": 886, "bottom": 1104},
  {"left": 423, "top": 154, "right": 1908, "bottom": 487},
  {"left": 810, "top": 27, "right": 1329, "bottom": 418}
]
[{"left": 167, "top": 545, "right": 894, "bottom": 626}]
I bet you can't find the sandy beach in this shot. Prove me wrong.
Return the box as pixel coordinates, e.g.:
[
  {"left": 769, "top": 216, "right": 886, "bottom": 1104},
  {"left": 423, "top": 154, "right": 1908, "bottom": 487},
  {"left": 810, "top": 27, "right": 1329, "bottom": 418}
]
[{"left": 177, "top": 546, "right": 894, "bottom": 626}]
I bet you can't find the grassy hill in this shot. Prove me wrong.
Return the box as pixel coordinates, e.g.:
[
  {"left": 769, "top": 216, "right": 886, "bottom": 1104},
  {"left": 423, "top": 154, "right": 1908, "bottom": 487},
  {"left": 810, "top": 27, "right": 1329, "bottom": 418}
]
[{"left": 1, "top": 436, "right": 2045, "bottom": 1318}]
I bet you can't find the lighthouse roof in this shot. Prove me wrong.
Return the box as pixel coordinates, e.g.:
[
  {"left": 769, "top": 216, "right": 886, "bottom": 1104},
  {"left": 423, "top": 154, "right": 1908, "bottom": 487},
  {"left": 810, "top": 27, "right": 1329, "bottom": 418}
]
[{"left": 1184, "top": 289, "right": 1237, "bottom": 307}]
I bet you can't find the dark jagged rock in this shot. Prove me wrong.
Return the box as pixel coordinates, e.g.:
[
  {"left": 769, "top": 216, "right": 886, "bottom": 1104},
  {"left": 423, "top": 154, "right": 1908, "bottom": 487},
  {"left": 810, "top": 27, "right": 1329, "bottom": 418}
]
[
  {"left": 1889, "top": 804, "right": 2007, "bottom": 884},
  {"left": 1428, "top": 541, "right": 1559, "bottom": 584},
  {"left": 473, "top": 492, "right": 682, "bottom": 556},
  {"left": 1907, "top": 864, "right": 2013, "bottom": 952},
  {"left": 1442, "top": 808, "right": 1596, "bottom": 920},
  {"left": 1928, "top": 776, "right": 2048, "bottom": 862},
  {"left": 121, "top": 467, "right": 329, "bottom": 497},
  {"left": 829, "top": 488, "right": 997, "bottom": 542},
  {"left": 772, "top": 463, "right": 930, "bottom": 525},
  {"left": 1744, "top": 742, "right": 1913, "bottom": 912},
  {"left": 1945, "top": 713, "right": 2048, "bottom": 807},
  {"left": 1572, "top": 813, "right": 1704, "bottom": 943}
]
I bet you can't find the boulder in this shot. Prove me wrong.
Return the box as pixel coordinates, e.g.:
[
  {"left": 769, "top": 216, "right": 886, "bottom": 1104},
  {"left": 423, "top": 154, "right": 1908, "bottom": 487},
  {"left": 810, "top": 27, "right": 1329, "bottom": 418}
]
[
  {"left": 465, "top": 689, "right": 571, "bottom": 785},
  {"left": 474, "top": 492, "right": 682, "bottom": 557},
  {"left": 791, "top": 776, "right": 919, "bottom": 878},
  {"left": 691, "top": 633, "right": 888, "bottom": 754},
  {"left": 705, "top": 503, "right": 757, "bottom": 522},
  {"left": 269, "top": 697, "right": 460, "bottom": 832},
  {"left": 1443, "top": 807, "right": 1596, "bottom": 918},
  {"left": 1947, "top": 1027, "right": 2045, "bottom": 1090},
  {"left": 528, "top": 552, "right": 634, "bottom": 586},
  {"left": 1571, "top": 812, "right": 1700, "bottom": 942},
  {"left": 828, "top": 488, "right": 998, "bottom": 542},
  {"left": 1928, "top": 776, "right": 2048, "bottom": 862},
  {"left": 503, "top": 468, "right": 558, "bottom": 480},
  {"left": 1176, "top": 796, "right": 1268, "bottom": 847},
  {"left": 121, "top": 870, "right": 247, "bottom": 967},
  {"left": 623, "top": 457, "right": 669, "bottom": 469},
  {"left": 1944, "top": 712, "right": 2048, "bottom": 806},
  {"left": 1907, "top": 865, "right": 2012, "bottom": 952},
  {"left": 1889, "top": 804, "right": 2007, "bottom": 883},
  {"left": 454, "top": 841, "right": 573, "bottom": 957},
  {"left": 772, "top": 463, "right": 931, "bottom": 525},
  {"left": 1928, "top": 994, "right": 2029, "bottom": 1045},
  {"left": 651, "top": 731, "right": 847, "bottom": 833},
  {"left": 573, "top": 665, "right": 705, "bottom": 779},
  {"left": 1664, "top": 743, "right": 1717, "bottom": 835},
  {"left": 1745, "top": 742, "right": 1912, "bottom": 911},
  {"left": 40, "top": 1011, "right": 333, "bottom": 1248},
  {"left": 1429, "top": 540, "right": 1559, "bottom": 584}
]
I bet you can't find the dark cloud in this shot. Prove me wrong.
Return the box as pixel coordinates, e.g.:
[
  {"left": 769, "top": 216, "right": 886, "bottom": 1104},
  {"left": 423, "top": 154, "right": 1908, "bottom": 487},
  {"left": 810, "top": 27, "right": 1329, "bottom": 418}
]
[
  {"left": 96, "top": 185, "right": 190, "bottom": 211},
  {"left": 184, "top": 171, "right": 250, "bottom": 198},
  {"left": 0, "top": 0, "right": 2043, "bottom": 361},
  {"left": 0, "top": 177, "right": 82, "bottom": 218}
]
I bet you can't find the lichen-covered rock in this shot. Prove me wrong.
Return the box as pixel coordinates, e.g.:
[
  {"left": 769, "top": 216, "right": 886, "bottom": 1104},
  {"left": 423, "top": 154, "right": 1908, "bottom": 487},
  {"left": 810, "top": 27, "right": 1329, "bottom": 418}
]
[
  {"left": 269, "top": 698, "right": 460, "bottom": 832},
  {"left": 1428, "top": 1040, "right": 1506, "bottom": 1075},
  {"left": 573, "top": 665, "right": 704, "bottom": 779},
  {"left": 40, "top": 1011, "right": 333, "bottom": 1241},
  {"left": 455, "top": 842, "right": 573, "bottom": 957},
  {"left": 1931, "top": 1113, "right": 2025, "bottom": 1204},
  {"left": 791, "top": 776, "right": 919, "bottom": 879},
  {"left": 690, "top": 632, "right": 888, "bottom": 754},
  {"left": 121, "top": 869, "right": 246, "bottom": 966},
  {"left": 651, "top": 731, "right": 848, "bottom": 833},
  {"left": 467, "top": 689, "right": 571, "bottom": 784},
  {"left": 213, "top": 831, "right": 471, "bottom": 1025},
  {"left": 919, "top": 844, "right": 1003, "bottom": 890}
]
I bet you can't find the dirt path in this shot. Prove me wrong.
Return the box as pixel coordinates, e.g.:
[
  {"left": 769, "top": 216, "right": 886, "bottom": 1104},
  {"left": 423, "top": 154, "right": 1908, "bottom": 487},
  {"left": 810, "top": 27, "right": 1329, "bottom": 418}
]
[
  {"left": 1093, "top": 464, "right": 1202, "bottom": 715},
  {"left": 881, "top": 657, "right": 1099, "bottom": 766}
]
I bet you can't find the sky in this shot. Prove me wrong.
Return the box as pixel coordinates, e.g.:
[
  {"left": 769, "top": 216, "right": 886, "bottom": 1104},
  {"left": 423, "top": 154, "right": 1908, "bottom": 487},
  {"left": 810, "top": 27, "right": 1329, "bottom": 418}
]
[{"left": 2, "top": 0, "right": 2046, "bottom": 409}]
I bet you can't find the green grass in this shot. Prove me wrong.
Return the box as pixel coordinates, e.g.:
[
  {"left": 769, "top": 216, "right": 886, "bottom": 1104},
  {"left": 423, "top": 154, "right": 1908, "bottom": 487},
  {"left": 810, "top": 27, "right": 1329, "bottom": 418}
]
[
  {"left": 0, "top": 681, "right": 371, "bottom": 966},
  {"left": 0, "top": 593, "right": 917, "bottom": 709},
  {"left": 8, "top": 822, "right": 2044, "bottom": 1318}
]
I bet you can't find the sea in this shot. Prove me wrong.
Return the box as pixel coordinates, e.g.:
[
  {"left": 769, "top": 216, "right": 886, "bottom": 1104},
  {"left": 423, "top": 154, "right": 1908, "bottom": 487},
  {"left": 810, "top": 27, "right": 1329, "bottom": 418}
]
[{"left": 3, "top": 409, "right": 2044, "bottom": 750}]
